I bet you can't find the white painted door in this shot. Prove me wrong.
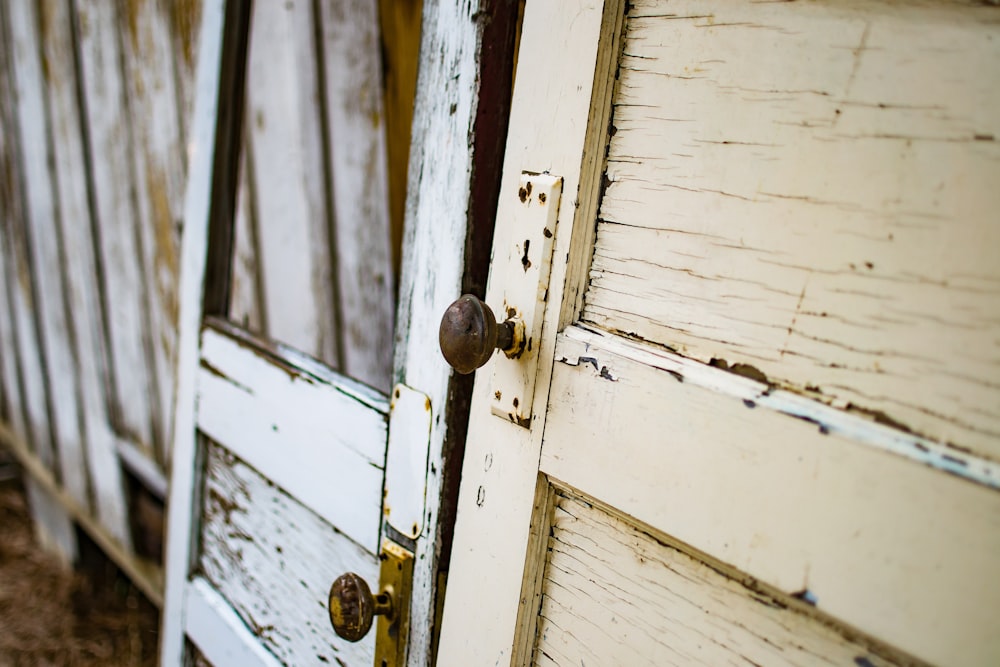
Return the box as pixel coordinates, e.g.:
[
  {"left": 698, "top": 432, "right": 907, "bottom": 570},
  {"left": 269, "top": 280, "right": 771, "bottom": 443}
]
[
  {"left": 439, "top": 2, "right": 1000, "bottom": 666},
  {"left": 161, "top": 2, "right": 411, "bottom": 665}
]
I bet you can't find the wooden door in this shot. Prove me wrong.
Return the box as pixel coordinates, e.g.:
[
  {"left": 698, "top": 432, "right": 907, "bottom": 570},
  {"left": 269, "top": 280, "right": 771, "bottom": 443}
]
[
  {"left": 161, "top": 2, "right": 405, "bottom": 665},
  {"left": 439, "top": 2, "right": 1000, "bottom": 666}
]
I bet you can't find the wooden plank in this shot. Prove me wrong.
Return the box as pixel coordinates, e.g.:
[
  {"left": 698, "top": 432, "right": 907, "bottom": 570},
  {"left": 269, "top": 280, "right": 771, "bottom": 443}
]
[
  {"left": 199, "top": 442, "right": 378, "bottom": 667},
  {"left": 39, "top": 0, "right": 132, "bottom": 547},
  {"left": 0, "top": 3, "right": 28, "bottom": 447},
  {"left": 184, "top": 578, "right": 283, "bottom": 667},
  {"left": 541, "top": 326, "right": 1000, "bottom": 667},
  {"left": 7, "top": 0, "right": 89, "bottom": 510},
  {"left": 228, "top": 140, "right": 265, "bottom": 333},
  {"left": 317, "top": 0, "right": 395, "bottom": 393},
  {"left": 196, "top": 324, "right": 387, "bottom": 551},
  {"left": 534, "top": 488, "right": 899, "bottom": 667},
  {"left": 160, "top": 0, "right": 231, "bottom": 660},
  {"left": 0, "top": 0, "right": 77, "bottom": 565},
  {"left": 585, "top": 0, "right": 1000, "bottom": 458},
  {"left": 75, "top": 0, "right": 157, "bottom": 452},
  {"left": 436, "top": 1, "right": 626, "bottom": 663},
  {"left": 243, "top": 0, "right": 339, "bottom": 364},
  {"left": 119, "top": 0, "right": 188, "bottom": 466}
]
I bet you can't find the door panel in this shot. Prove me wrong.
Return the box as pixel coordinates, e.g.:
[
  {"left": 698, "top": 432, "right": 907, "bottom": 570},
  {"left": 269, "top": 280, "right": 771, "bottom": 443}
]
[
  {"left": 200, "top": 440, "right": 378, "bottom": 666},
  {"left": 439, "top": 1, "right": 1000, "bottom": 666},
  {"left": 197, "top": 321, "right": 387, "bottom": 551},
  {"left": 586, "top": 0, "right": 1000, "bottom": 459},
  {"left": 533, "top": 487, "right": 895, "bottom": 667}
]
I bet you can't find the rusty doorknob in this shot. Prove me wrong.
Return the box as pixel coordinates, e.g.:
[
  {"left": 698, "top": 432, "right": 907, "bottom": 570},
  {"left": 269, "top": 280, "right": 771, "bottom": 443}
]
[
  {"left": 328, "top": 572, "right": 393, "bottom": 642},
  {"left": 439, "top": 295, "right": 518, "bottom": 374}
]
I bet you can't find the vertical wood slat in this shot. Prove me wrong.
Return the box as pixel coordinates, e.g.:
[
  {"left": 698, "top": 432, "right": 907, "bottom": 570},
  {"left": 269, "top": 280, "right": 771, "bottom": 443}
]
[
  {"left": 0, "top": 0, "right": 77, "bottom": 563},
  {"left": 0, "top": 2, "right": 32, "bottom": 454},
  {"left": 8, "top": 0, "right": 88, "bottom": 514},
  {"left": 228, "top": 141, "right": 265, "bottom": 333},
  {"left": 118, "top": 0, "right": 187, "bottom": 466},
  {"left": 227, "top": 0, "right": 395, "bottom": 392},
  {"left": 317, "top": 0, "right": 395, "bottom": 392},
  {"left": 41, "top": 0, "right": 132, "bottom": 547},
  {"left": 74, "top": 0, "right": 157, "bottom": 454},
  {"left": 240, "top": 0, "right": 339, "bottom": 364}
]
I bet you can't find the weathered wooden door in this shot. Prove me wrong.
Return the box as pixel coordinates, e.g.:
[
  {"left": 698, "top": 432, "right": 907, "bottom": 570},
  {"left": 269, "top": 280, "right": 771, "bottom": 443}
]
[
  {"left": 439, "top": 2, "right": 1000, "bottom": 665},
  {"left": 161, "top": 1, "right": 419, "bottom": 665}
]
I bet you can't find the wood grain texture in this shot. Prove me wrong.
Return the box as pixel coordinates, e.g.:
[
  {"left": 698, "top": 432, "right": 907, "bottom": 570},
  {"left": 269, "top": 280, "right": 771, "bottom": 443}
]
[
  {"left": 228, "top": 142, "right": 265, "bottom": 333},
  {"left": 199, "top": 441, "right": 378, "bottom": 667},
  {"left": 585, "top": 0, "right": 1000, "bottom": 458},
  {"left": 7, "top": 0, "right": 89, "bottom": 508},
  {"left": 197, "top": 323, "right": 388, "bottom": 552},
  {"left": 0, "top": 1, "right": 77, "bottom": 564},
  {"left": 75, "top": 0, "right": 158, "bottom": 452},
  {"left": 542, "top": 326, "right": 1000, "bottom": 667},
  {"left": 534, "top": 488, "right": 898, "bottom": 667},
  {"left": 38, "top": 0, "right": 133, "bottom": 546},
  {"left": 119, "top": 0, "right": 187, "bottom": 465},
  {"left": 227, "top": 0, "right": 396, "bottom": 392},
  {"left": 317, "top": 0, "right": 395, "bottom": 392},
  {"left": 238, "top": 0, "right": 340, "bottom": 366}
]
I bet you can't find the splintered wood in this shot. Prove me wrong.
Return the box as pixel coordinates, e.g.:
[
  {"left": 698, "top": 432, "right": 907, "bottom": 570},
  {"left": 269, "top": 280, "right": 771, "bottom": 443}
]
[{"left": 585, "top": 0, "right": 1000, "bottom": 458}]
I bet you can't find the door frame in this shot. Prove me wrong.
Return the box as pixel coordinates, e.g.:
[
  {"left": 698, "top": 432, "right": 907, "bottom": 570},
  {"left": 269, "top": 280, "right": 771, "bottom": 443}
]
[{"left": 160, "top": 0, "right": 521, "bottom": 664}]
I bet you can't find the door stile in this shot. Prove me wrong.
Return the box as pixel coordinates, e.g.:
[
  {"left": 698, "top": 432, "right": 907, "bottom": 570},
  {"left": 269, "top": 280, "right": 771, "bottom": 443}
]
[
  {"left": 437, "top": 0, "right": 625, "bottom": 662},
  {"left": 386, "top": 1, "right": 521, "bottom": 663},
  {"left": 160, "top": 0, "right": 251, "bottom": 662}
]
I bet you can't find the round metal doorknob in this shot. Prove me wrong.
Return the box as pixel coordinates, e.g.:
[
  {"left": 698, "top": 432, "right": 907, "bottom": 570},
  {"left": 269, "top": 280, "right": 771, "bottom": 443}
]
[
  {"left": 328, "top": 572, "right": 392, "bottom": 642},
  {"left": 439, "top": 295, "right": 517, "bottom": 374}
]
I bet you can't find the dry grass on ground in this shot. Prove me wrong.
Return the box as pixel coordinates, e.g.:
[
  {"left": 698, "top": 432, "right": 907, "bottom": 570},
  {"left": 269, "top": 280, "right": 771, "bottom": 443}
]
[{"left": 0, "top": 458, "right": 159, "bottom": 667}]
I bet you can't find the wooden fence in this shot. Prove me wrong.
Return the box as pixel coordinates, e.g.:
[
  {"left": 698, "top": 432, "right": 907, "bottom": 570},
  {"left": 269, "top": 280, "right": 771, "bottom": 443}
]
[{"left": 0, "top": 0, "right": 417, "bottom": 605}]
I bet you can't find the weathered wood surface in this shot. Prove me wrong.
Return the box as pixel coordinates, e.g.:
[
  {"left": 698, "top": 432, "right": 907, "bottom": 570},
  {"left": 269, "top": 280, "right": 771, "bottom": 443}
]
[
  {"left": 76, "top": 0, "right": 160, "bottom": 457},
  {"left": 544, "top": 326, "right": 1000, "bottom": 667},
  {"left": 1, "top": 0, "right": 201, "bottom": 591},
  {"left": 228, "top": 0, "right": 394, "bottom": 393},
  {"left": 197, "top": 322, "right": 388, "bottom": 551},
  {"left": 535, "top": 488, "right": 897, "bottom": 667},
  {"left": 318, "top": 0, "right": 395, "bottom": 391},
  {"left": 0, "top": 1, "right": 78, "bottom": 563},
  {"left": 586, "top": 0, "right": 1000, "bottom": 458},
  {"left": 441, "top": 2, "right": 1000, "bottom": 666},
  {"left": 390, "top": 0, "right": 521, "bottom": 661},
  {"left": 119, "top": 0, "right": 188, "bottom": 465},
  {"left": 184, "top": 578, "right": 283, "bottom": 667},
  {"left": 437, "top": 1, "right": 626, "bottom": 662},
  {"left": 8, "top": 0, "right": 87, "bottom": 512},
  {"left": 161, "top": 0, "right": 231, "bottom": 659},
  {"left": 39, "top": 0, "right": 134, "bottom": 544},
  {"left": 200, "top": 442, "right": 378, "bottom": 667}
]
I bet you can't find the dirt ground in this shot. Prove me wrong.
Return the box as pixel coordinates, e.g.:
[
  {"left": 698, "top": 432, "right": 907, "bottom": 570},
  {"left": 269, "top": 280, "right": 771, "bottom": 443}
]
[{"left": 0, "top": 454, "right": 160, "bottom": 667}]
